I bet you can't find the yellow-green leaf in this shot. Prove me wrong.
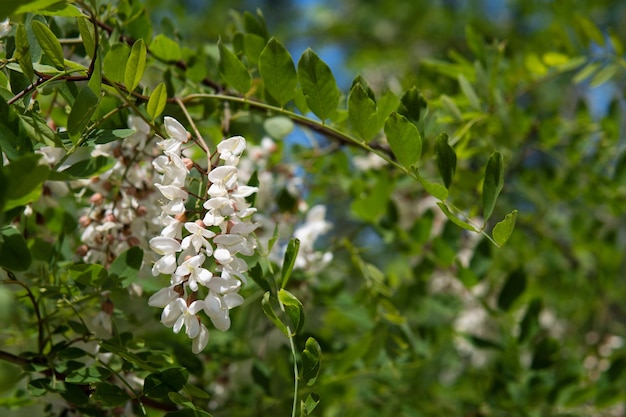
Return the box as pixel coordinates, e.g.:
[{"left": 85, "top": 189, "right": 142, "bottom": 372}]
[
  {"left": 147, "top": 82, "right": 167, "bottom": 121},
  {"left": 31, "top": 20, "right": 65, "bottom": 70},
  {"left": 124, "top": 38, "right": 146, "bottom": 93}
]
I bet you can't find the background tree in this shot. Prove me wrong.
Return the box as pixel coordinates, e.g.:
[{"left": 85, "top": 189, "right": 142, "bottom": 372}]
[{"left": 1, "top": 1, "right": 626, "bottom": 416}]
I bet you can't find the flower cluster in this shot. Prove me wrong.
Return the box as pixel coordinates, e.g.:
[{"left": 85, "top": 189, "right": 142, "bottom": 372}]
[
  {"left": 148, "top": 117, "right": 258, "bottom": 353},
  {"left": 76, "top": 116, "right": 160, "bottom": 268}
]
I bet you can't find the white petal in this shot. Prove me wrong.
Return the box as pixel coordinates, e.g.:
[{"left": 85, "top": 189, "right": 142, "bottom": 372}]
[
  {"left": 148, "top": 287, "right": 179, "bottom": 308},
  {"left": 164, "top": 117, "right": 189, "bottom": 143},
  {"left": 185, "top": 315, "right": 200, "bottom": 339},
  {"left": 223, "top": 293, "right": 244, "bottom": 309},
  {"left": 150, "top": 236, "right": 181, "bottom": 255},
  {"left": 192, "top": 324, "right": 209, "bottom": 354}
]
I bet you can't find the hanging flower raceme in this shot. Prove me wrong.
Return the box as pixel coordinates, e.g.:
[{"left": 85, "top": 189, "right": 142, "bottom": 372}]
[{"left": 148, "top": 118, "right": 258, "bottom": 353}]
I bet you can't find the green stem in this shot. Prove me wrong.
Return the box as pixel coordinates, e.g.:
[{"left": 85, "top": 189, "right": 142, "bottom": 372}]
[
  {"left": 278, "top": 300, "right": 299, "bottom": 417},
  {"left": 181, "top": 93, "right": 413, "bottom": 177}
]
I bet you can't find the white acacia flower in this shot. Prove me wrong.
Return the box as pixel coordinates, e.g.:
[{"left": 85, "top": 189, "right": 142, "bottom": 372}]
[
  {"left": 161, "top": 298, "right": 205, "bottom": 339},
  {"left": 148, "top": 286, "right": 180, "bottom": 308},
  {"left": 230, "top": 185, "right": 258, "bottom": 199},
  {"left": 153, "top": 154, "right": 188, "bottom": 186},
  {"left": 181, "top": 222, "right": 216, "bottom": 253},
  {"left": 160, "top": 214, "right": 184, "bottom": 239},
  {"left": 208, "top": 166, "right": 238, "bottom": 197},
  {"left": 149, "top": 237, "right": 181, "bottom": 276},
  {"left": 216, "top": 257, "right": 249, "bottom": 283},
  {"left": 164, "top": 116, "right": 189, "bottom": 143},
  {"left": 203, "top": 292, "right": 234, "bottom": 331},
  {"left": 175, "top": 254, "right": 213, "bottom": 292},
  {"left": 202, "top": 197, "right": 234, "bottom": 226},
  {"left": 217, "top": 136, "right": 246, "bottom": 165},
  {"left": 155, "top": 183, "right": 188, "bottom": 201},
  {"left": 192, "top": 323, "right": 209, "bottom": 354}
]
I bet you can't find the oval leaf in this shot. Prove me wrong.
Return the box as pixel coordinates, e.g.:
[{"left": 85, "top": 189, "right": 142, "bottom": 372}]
[
  {"left": 15, "top": 24, "right": 35, "bottom": 81},
  {"left": 77, "top": 16, "right": 95, "bottom": 58},
  {"left": 435, "top": 133, "right": 456, "bottom": 189},
  {"left": 348, "top": 83, "right": 378, "bottom": 141},
  {"left": 482, "top": 151, "right": 504, "bottom": 220},
  {"left": 436, "top": 202, "right": 477, "bottom": 232},
  {"left": 147, "top": 82, "right": 168, "bottom": 121},
  {"left": 384, "top": 111, "right": 422, "bottom": 169},
  {"left": 297, "top": 48, "right": 340, "bottom": 122},
  {"left": 492, "top": 209, "right": 517, "bottom": 247},
  {"left": 278, "top": 289, "right": 304, "bottom": 335},
  {"left": 218, "top": 38, "right": 252, "bottom": 94},
  {"left": 259, "top": 38, "right": 297, "bottom": 106},
  {"left": 280, "top": 238, "right": 300, "bottom": 289},
  {"left": 31, "top": 20, "right": 64, "bottom": 70},
  {"left": 124, "top": 38, "right": 147, "bottom": 93},
  {"left": 261, "top": 291, "right": 289, "bottom": 337}
]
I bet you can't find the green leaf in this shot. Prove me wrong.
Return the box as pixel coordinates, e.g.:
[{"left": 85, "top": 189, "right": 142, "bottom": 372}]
[
  {"left": 67, "top": 86, "right": 99, "bottom": 143},
  {"left": 518, "top": 298, "right": 542, "bottom": 342},
  {"left": 302, "top": 337, "right": 322, "bottom": 387},
  {"left": 103, "top": 43, "right": 130, "bottom": 84},
  {"left": 65, "top": 367, "right": 111, "bottom": 384},
  {"left": 348, "top": 83, "right": 378, "bottom": 141},
  {"left": 51, "top": 155, "right": 115, "bottom": 180},
  {"left": 397, "top": 86, "right": 427, "bottom": 123},
  {"left": 261, "top": 291, "right": 289, "bottom": 337},
  {"left": 218, "top": 38, "right": 252, "bottom": 94},
  {"left": 278, "top": 289, "right": 305, "bottom": 335},
  {"left": 301, "top": 393, "right": 321, "bottom": 416},
  {"left": 93, "top": 382, "right": 130, "bottom": 407},
  {"left": 458, "top": 74, "right": 481, "bottom": 110},
  {"left": 384, "top": 111, "right": 422, "bottom": 169},
  {"left": 415, "top": 169, "right": 449, "bottom": 201},
  {"left": 492, "top": 210, "right": 517, "bottom": 247},
  {"left": 243, "top": 10, "right": 269, "bottom": 39},
  {"left": 0, "top": 226, "right": 32, "bottom": 271},
  {"left": 27, "top": 378, "right": 51, "bottom": 397},
  {"left": 590, "top": 63, "right": 619, "bottom": 87},
  {"left": 351, "top": 175, "right": 392, "bottom": 222},
  {"left": 68, "top": 263, "right": 107, "bottom": 287},
  {"left": 243, "top": 33, "right": 266, "bottom": 65},
  {"left": 109, "top": 246, "right": 143, "bottom": 281},
  {"left": 143, "top": 368, "right": 189, "bottom": 399},
  {"left": 435, "top": 133, "right": 456, "bottom": 189},
  {"left": 497, "top": 269, "right": 526, "bottom": 311},
  {"left": 249, "top": 263, "right": 272, "bottom": 292},
  {"left": 147, "top": 82, "right": 168, "bottom": 121},
  {"left": 436, "top": 202, "right": 477, "bottom": 232},
  {"left": 18, "top": 112, "right": 63, "bottom": 147},
  {"left": 263, "top": 116, "right": 294, "bottom": 139},
  {"left": 297, "top": 48, "right": 340, "bottom": 122},
  {"left": 124, "top": 38, "right": 147, "bottom": 93},
  {"left": 15, "top": 24, "right": 35, "bottom": 81},
  {"left": 31, "top": 20, "right": 65, "bottom": 70},
  {"left": 482, "top": 151, "right": 504, "bottom": 220},
  {"left": 2, "top": 154, "right": 49, "bottom": 210},
  {"left": 281, "top": 238, "right": 300, "bottom": 289},
  {"left": 259, "top": 38, "right": 298, "bottom": 106},
  {"left": 77, "top": 16, "right": 95, "bottom": 58},
  {"left": 150, "top": 34, "right": 182, "bottom": 62}
]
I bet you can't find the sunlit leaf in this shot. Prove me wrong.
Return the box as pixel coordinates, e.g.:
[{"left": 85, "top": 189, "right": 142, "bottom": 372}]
[
  {"left": 259, "top": 38, "right": 297, "bottom": 106},
  {"left": 278, "top": 289, "right": 304, "bottom": 335},
  {"left": 384, "top": 111, "right": 421, "bottom": 169},
  {"left": 297, "top": 48, "right": 340, "bottom": 122},
  {"left": 31, "top": 20, "right": 65, "bottom": 70},
  {"left": 147, "top": 82, "right": 168, "bottom": 121},
  {"left": 281, "top": 238, "right": 300, "bottom": 289},
  {"left": 348, "top": 83, "right": 378, "bottom": 141},
  {"left": 492, "top": 210, "right": 517, "bottom": 247},
  {"left": 124, "top": 38, "right": 147, "bottom": 92}
]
